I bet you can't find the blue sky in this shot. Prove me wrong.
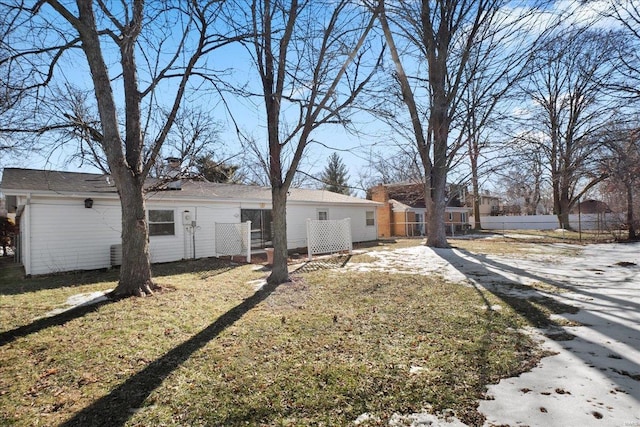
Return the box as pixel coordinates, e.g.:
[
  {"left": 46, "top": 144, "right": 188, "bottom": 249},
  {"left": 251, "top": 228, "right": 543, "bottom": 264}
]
[
  {"left": 0, "top": 0, "right": 629, "bottom": 196},
  {"left": 1, "top": 1, "right": 387, "bottom": 194}
]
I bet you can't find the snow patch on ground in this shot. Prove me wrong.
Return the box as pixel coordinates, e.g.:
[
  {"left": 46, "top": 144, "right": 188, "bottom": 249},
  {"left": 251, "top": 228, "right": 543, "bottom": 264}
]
[
  {"left": 247, "top": 278, "right": 267, "bottom": 291},
  {"left": 40, "top": 289, "right": 113, "bottom": 318},
  {"left": 347, "top": 241, "right": 640, "bottom": 426}
]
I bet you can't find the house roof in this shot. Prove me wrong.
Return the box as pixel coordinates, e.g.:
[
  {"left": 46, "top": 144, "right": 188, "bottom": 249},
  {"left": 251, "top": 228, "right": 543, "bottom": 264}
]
[
  {"left": 371, "top": 182, "right": 467, "bottom": 209},
  {"left": 1, "top": 169, "right": 119, "bottom": 194},
  {"left": 0, "top": 168, "right": 379, "bottom": 206},
  {"left": 569, "top": 199, "right": 612, "bottom": 214},
  {"left": 389, "top": 199, "right": 470, "bottom": 213}
]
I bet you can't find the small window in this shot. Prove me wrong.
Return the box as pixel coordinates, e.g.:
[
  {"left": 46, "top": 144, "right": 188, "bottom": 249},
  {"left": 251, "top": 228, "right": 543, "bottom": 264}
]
[
  {"left": 149, "top": 209, "right": 175, "bottom": 236},
  {"left": 366, "top": 211, "right": 375, "bottom": 226},
  {"left": 461, "top": 212, "right": 467, "bottom": 223},
  {"left": 448, "top": 212, "right": 453, "bottom": 221},
  {"left": 317, "top": 210, "right": 328, "bottom": 220}
]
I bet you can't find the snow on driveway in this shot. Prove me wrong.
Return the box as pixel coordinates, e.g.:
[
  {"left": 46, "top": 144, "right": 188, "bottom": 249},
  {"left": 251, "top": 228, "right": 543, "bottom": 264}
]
[{"left": 347, "top": 241, "right": 640, "bottom": 427}]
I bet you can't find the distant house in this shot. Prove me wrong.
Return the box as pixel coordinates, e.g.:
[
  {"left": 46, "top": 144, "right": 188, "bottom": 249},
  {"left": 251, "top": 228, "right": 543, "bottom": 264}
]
[
  {"left": 1, "top": 168, "right": 380, "bottom": 275},
  {"left": 570, "top": 199, "right": 612, "bottom": 214},
  {"left": 369, "top": 183, "right": 470, "bottom": 237},
  {"left": 466, "top": 191, "right": 502, "bottom": 216}
]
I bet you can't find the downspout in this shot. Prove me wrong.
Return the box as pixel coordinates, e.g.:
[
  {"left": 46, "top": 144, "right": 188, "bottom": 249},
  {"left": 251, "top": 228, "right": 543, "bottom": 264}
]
[
  {"left": 24, "top": 194, "right": 32, "bottom": 275},
  {"left": 403, "top": 210, "right": 408, "bottom": 237}
]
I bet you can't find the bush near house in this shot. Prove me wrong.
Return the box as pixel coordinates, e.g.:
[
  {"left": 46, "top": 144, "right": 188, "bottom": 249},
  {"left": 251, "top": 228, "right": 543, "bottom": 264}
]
[{"left": 0, "top": 216, "right": 16, "bottom": 257}]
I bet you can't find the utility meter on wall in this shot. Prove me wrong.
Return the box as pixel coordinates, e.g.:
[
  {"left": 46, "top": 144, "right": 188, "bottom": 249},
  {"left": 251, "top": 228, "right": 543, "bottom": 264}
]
[{"left": 183, "top": 211, "right": 192, "bottom": 224}]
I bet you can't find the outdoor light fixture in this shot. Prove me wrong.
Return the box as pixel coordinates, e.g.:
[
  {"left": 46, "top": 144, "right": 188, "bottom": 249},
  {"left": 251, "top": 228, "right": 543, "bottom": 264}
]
[{"left": 84, "top": 198, "right": 94, "bottom": 208}]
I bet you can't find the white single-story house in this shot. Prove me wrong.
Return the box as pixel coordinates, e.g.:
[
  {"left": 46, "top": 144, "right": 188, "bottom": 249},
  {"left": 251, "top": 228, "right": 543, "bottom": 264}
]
[{"left": 0, "top": 168, "right": 380, "bottom": 275}]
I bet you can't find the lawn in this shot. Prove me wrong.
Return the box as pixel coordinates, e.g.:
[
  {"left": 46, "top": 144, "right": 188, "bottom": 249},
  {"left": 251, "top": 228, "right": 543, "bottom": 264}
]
[{"left": 0, "top": 240, "right": 553, "bottom": 426}]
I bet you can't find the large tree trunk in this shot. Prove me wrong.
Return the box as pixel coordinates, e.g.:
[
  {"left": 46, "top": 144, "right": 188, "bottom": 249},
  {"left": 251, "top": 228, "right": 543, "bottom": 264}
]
[
  {"left": 556, "top": 194, "right": 571, "bottom": 230},
  {"left": 425, "top": 60, "right": 450, "bottom": 248},
  {"left": 112, "top": 174, "right": 155, "bottom": 297},
  {"left": 470, "top": 148, "right": 482, "bottom": 230},
  {"left": 627, "top": 184, "right": 637, "bottom": 240},
  {"left": 427, "top": 166, "right": 449, "bottom": 247},
  {"left": 268, "top": 187, "right": 290, "bottom": 285},
  {"left": 556, "top": 210, "right": 571, "bottom": 231},
  {"left": 74, "top": 1, "right": 155, "bottom": 297}
]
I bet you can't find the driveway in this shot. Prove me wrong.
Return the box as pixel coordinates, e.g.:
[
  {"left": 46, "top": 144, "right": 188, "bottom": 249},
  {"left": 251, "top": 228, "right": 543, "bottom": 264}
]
[{"left": 348, "top": 240, "right": 640, "bottom": 426}]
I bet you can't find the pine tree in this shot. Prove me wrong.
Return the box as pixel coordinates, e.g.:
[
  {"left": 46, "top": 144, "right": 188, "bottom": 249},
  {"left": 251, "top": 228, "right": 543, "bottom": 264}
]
[
  {"left": 195, "top": 155, "right": 239, "bottom": 183},
  {"left": 320, "top": 152, "right": 351, "bottom": 195}
]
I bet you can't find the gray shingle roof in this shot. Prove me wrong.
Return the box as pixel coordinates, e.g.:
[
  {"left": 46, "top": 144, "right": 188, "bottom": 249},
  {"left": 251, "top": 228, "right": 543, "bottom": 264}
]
[
  {"left": 1, "top": 168, "right": 379, "bottom": 206},
  {"left": 1, "top": 168, "right": 118, "bottom": 194}
]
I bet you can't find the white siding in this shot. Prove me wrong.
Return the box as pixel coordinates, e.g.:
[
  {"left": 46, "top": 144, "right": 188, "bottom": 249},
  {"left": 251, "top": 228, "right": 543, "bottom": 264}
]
[
  {"left": 145, "top": 200, "right": 241, "bottom": 262},
  {"left": 146, "top": 205, "right": 185, "bottom": 264},
  {"left": 286, "top": 204, "right": 377, "bottom": 249},
  {"left": 22, "top": 195, "right": 378, "bottom": 275},
  {"left": 29, "top": 199, "right": 121, "bottom": 275},
  {"left": 177, "top": 203, "right": 239, "bottom": 260},
  {"left": 476, "top": 213, "right": 622, "bottom": 231}
]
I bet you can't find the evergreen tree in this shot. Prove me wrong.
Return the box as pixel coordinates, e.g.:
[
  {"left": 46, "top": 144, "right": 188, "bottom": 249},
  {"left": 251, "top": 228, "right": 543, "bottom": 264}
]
[
  {"left": 320, "top": 152, "right": 351, "bottom": 195},
  {"left": 195, "top": 155, "right": 239, "bottom": 183}
]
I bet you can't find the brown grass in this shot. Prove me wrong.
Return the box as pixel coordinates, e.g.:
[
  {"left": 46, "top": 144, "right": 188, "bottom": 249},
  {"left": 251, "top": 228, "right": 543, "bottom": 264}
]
[{"left": 0, "top": 240, "right": 568, "bottom": 426}]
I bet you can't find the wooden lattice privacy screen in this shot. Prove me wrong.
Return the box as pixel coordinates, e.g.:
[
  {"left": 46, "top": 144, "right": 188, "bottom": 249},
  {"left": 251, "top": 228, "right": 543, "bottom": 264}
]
[
  {"left": 306, "top": 218, "right": 352, "bottom": 261},
  {"left": 215, "top": 221, "right": 251, "bottom": 262}
]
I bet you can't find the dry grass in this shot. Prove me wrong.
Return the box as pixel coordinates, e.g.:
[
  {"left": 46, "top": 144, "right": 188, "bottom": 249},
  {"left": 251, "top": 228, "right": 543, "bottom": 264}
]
[{"left": 0, "top": 239, "right": 569, "bottom": 426}]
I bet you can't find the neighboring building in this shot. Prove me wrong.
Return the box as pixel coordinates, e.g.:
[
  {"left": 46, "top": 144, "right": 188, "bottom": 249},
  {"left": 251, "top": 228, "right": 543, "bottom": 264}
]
[
  {"left": 569, "top": 199, "right": 612, "bottom": 214},
  {"left": 369, "top": 183, "right": 470, "bottom": 238},
  {"left": 466, "top": 190, "right": 503, "bottom": 216},
  {"left": 1, "top": 168, "right": 380, "bottom": 275}
]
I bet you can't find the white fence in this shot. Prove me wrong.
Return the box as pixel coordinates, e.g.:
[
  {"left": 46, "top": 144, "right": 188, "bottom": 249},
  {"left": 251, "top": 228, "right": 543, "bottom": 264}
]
[
  {"left": 474, "top": 213, "right": 624, "bottom": 232},
  {"left": 306, "top": 218, "right": 352, "bottom": 260},
  {"left": 215, "top": 221, "right": 251, "bottom": 262}
]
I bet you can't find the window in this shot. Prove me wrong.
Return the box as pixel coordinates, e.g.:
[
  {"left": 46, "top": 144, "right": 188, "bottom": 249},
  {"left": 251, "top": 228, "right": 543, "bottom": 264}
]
[
  {"left": 149, "top": 209, "right": 175, "bottom": 236},
  {"left": 366, "top": 211, "right": 375, "bottom": 226},
  {"left": 317, "top": 210, "right": 328, "bottom": 220},
  {"left": 448, "top": 212, "right": 453, "bottom": 221},
  {"left": 461, "top": 212, "right": 467, "bottom": 224}
]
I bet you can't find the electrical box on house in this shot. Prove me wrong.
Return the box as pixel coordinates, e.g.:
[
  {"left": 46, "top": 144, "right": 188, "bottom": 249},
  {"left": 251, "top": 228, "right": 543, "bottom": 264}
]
[{"left": 183, "top": 211, "right": 192, "bottom": 224}]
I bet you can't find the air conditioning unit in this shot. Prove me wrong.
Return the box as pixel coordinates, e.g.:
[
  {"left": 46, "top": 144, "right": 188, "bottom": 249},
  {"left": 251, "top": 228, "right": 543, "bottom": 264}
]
[{"left": 110, "top": 244, "right": 122, "bottom": 267}]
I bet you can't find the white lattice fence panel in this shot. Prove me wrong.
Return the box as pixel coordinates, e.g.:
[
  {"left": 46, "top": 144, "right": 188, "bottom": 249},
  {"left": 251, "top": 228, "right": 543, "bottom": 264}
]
[
  {"left": 215, "top": 221, "right": 251, "bottom": 261},
  {"left": 306, "top": 218, "right": 352, "bottom": 260}
]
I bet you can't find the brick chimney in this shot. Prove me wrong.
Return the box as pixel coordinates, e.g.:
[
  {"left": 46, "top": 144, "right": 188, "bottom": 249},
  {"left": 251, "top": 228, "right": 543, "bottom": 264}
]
[
  {"left": 370, "top": 184, "right": 389, "bottom": 203},
  {"left": 164, "top": 157, "right": 182, "bottom": 190}
]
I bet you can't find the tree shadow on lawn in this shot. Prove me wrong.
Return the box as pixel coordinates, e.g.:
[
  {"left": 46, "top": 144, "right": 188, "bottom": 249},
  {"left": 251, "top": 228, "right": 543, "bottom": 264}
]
[
  {"left": 290, "top": 254, "right": 352, "bottom": 274},
  {"left": 0, "top": 267, "right": 120, "bottom": 296},
  {"left": 0, "top": 296, "right": 113, "bottom": 346},
  {"left": 435, "top": 246, "right": 640, "bottom": 401},
  {"left": 0, "top": 259, "right": 238, "bottom": 346},
  {"left": 0, "top": 256, "right": 236, "bottom": 296},
  {"left": 58, "top": 279, "right": 282, "bottom": 427}
]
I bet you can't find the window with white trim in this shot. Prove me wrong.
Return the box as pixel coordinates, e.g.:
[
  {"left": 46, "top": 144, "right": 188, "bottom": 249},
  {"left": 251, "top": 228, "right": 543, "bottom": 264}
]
[
  {"left": 366, "top": 210, "right": 375, "bottom": 226},
  {"left": 317, "top": 210, "right": 328, "bottom": 220},
  {"left": 149, "top": 209, "right": 175, "bottom": 236}
]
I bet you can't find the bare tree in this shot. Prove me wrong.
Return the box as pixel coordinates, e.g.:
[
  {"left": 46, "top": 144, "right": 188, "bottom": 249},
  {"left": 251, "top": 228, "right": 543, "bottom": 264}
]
[
  {"left": 0, "top": 11, "right": 38, "bottom": 159},
  {"left": 517, "top": 29, "right": 624, "bottom": 230},
  {"left": 147, "top": 107, "right": 229, "bottom": 178},
  {"left": 606, "top": 1, "right": 640, "bottom": 100},
  {"left": 237, "top": 0, "right": 382, "bottom": 284},
  {"left": 458, "top": 8, "right": 541, "bottom": 229},
  {"left": 600, "top": 126, "right": 640, "bottom": 240},
  {"left": 359, "top": 140, "right": 425, "bottom": 191},
  {"left": 376, "top": 0, "right": 543, "bottom": 247},
  {"left": 1, "top": 1, "right": 240, "bottom": 297},
  {"left": 497, "top": 150, "right": 548, "bottom": 216}
]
